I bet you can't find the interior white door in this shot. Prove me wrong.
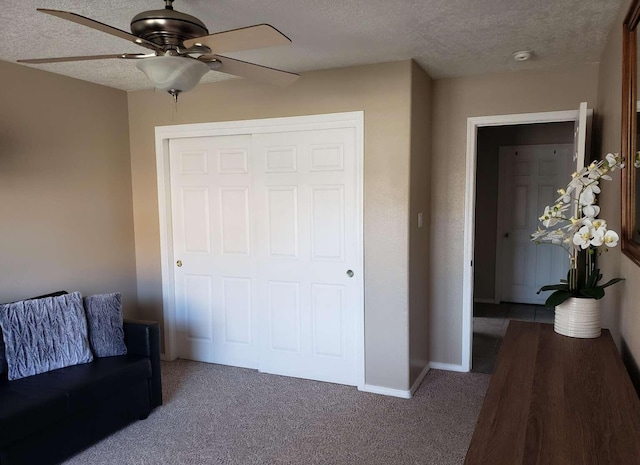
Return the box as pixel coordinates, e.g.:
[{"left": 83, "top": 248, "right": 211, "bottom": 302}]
[
  {"left": 169, "top": 127, "right": 361, "bottom": 387},
  {"left": 170, "top": 135, "right": 258, "bottom": 369},
  {"left": 252, "top": 128, "right": 360, "bottom": 386},
  {"left": 499, "top": 145, "right": 572, "bottom": 304}
]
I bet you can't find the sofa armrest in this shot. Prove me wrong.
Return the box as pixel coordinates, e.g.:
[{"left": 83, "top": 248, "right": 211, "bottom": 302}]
[{"left": 123, "top": 319, "right": 162, "bottom": 409}]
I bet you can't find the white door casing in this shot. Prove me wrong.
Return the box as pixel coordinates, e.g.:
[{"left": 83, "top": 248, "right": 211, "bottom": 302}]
[
  {"left": 497, "top": 145, "right": 572, "bottom": 304},
  {"left": 155, "top": 112, "right": 364, "bottom": 389},
  {"left": 462, "top": 104, "right": 591, "bottom": 373}
]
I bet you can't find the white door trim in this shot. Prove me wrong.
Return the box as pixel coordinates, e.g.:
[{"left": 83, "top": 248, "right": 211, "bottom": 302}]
[
  {"left": 463, "top": 109, "right": 585, "bottom": 372},
  {"left": 155, "top": 111, "right": 365, "bottom": 390}
]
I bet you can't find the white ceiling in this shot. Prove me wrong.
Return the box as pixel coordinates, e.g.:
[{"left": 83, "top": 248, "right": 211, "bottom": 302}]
[{"left": 0, "top": 0, "right": 622, "bottom": 91}]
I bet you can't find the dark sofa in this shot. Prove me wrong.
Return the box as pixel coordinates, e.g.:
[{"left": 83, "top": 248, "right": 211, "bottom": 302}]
[{"left": 0, "top": 294, "right": 162, "bottom": 465}]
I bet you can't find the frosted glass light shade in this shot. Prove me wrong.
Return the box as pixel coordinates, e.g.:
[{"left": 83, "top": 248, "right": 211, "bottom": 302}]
[{"left": 136, "top": 56, "right": 209, "bottom": 92}]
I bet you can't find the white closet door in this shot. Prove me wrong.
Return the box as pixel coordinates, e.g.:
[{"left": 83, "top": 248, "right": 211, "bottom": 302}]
[
  {"left": 252, "top": 128, "right": 360, "bottom": 386},
  {"left": 169, "top": 127, "right": 361, "bottom": 386},
  {"left": 170, "top": 135, "right": 258, "bottom": 369}
]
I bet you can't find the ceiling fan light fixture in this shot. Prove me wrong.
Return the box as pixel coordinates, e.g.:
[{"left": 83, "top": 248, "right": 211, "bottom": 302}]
[{"left": 136, "top": 55, "right": 209, "bottom": 95}]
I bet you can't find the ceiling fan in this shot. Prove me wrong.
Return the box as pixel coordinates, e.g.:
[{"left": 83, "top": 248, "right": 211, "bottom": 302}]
[{"left": 18, "top": 0, "right": 299, "bottom": 100}]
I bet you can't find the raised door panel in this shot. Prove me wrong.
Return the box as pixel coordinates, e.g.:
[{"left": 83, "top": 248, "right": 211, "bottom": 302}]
[
  {"left": 268, "top": 281, "right": 301, "bottom": 353},
  {"left": 311, "top": 186, "right": 345, "bottom": 261},
  {"left": 181, "top": 187, "right": 211, "bottom": 254},
  {"left": 266, "top": 187, "right": 299, "bottom": 259},
  {"left": 311, "top": 284, "right": 344, "bottom": 358},
  {"left": 219, "top": 187, "right": 251, "bottom": 256}
]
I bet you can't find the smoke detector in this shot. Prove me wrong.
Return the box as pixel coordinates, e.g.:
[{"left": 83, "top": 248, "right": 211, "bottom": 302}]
[{"left": 513, "top": 51, "right": 532, "bottom": 62}]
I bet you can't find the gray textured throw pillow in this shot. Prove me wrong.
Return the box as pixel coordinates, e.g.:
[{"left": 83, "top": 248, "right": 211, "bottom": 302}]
[
  {"left": 83, "top": 293, "right": 127, "bottom": 358},
  {"left": 0, "top": 292, "right": 94, "bottom": 380}
]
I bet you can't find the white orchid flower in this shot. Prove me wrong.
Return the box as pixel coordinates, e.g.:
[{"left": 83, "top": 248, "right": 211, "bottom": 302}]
[
  {"left": 573, "top": 225, "right": 592, "bottom": 249},
  {"left": 540, "top": 202, "right": 571, "bottom": 227},
  {"left": 606, "top": 152, "right": 625, "bottom": 171},
  {"left": 603, "top": 230, "right": 620, "bottom": 248},
  {"left": 541, "top": 216, "right": 560, "bottom": 228},
  {"left": 532, "top": 152, "right": 623, "bottom": 257},
  {"left": 582, "top": 204, "right": 600, "bottom": 218},
  {"left": 579, "top": 188, "right": 596, "bottom": 206},
  {"left": 591, "top": 226, "right": 606, "bottom": 247},
  {"left": 531, "top": 228, "right": 547, "bottom": 241},
  {"left": 556, "top": 188, "right": 571, "bottom": 203},
  {"left": 606, "top": 152, "right": 624, "bottom": 173}
]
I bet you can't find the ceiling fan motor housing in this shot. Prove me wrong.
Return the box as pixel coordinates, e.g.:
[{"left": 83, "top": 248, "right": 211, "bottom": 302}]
[{"left": 130, "top": 7, "right": 208, "bottom": 47}]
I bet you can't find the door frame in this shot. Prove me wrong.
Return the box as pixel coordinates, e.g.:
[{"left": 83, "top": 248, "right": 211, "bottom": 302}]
[
  {"left": 463, "top": 108, "right": 589, "bottom": 372},
  {"left": 155, "top": 111, "right": 365, "bottom": 389}
]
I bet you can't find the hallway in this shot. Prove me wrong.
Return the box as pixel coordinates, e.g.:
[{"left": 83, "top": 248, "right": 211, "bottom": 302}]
[{"left": 472, "top": 302, "right": 553, "bottom": 374}]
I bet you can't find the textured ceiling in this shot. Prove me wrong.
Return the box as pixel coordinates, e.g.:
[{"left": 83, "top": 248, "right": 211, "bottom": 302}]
[{"left": 0, "top": 0, "right": 623, "bottom": 91}]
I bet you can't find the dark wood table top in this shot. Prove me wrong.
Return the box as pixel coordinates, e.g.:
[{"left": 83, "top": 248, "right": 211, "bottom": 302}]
[{"left": 465, "top": 321, "right": 640, "bottom": 465}]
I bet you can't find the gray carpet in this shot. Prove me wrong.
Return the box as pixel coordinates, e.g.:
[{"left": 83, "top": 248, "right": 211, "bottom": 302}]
[{"left": 64, "top": 360, "right": 490, "bottom": 465}]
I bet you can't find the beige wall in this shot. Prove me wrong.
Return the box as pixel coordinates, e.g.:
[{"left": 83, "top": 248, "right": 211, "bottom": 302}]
[
  {"left": 474, "top": 122, "right": 575, "bottom": 301},
  {"left": 596, "top": 0, "right": 640, "bottom": 374},
  {"left": 409, "top": 62, "right": 432, "bottom": 385},
  {"left": 0, "top": 60, "right": 137, "bottom": 313},
  {"left": 127, "top": 61, "right": 416, "bottom": 390},
  {"left": 430, "top": 64, "right": 600, "bottom": 365}
]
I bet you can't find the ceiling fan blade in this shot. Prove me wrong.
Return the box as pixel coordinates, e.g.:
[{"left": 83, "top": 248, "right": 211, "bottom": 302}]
[
  {"left": 18, "top": 53, "right": 150, "bottom": 64},
  {"left": 184, "top": 24, "right": 291, "bottom": 54},
  {"left": 37, "top": 9, "right": 160, "bottom": 52},
  {"left": 203, "top": 55, "right": 299, "bottom": 86}
]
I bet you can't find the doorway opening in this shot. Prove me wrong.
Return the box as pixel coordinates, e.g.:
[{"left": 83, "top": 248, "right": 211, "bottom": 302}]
[
  {"left": 461, "top": 106, "right": 592, "bottom": 371},
  {"left": 472, "top": 123, "right": 574, "bottom": 373}
]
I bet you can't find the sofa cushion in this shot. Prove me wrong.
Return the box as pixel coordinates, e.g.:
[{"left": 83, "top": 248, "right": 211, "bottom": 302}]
[
  {"left": 0, "top": 339, "right": 7, "bottom": 381},
  {"left": 12, "top": 355, "right": 152, "bottom": 413},
  {"left": 0, "top": 292, "right": 93, "bottom": 380},
  {"left": 0, "top": 291, "right": 69, "bottom": 381},
  {"left": 84, "top": 293, "right": 127, "bottom": 358},
  {"left": 0, "top": 382, "right": 68, "bottom": 447}
]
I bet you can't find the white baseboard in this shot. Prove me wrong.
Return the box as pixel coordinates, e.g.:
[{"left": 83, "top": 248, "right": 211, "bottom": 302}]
[
  {"left": 409, "top": 363, "right": 431, "bottom": 396},
  {"left": 360, "top": 363, "right": 432, "bottom": 399},
  {"left": 360, "top": 384, "right": 412, "bottom": 399},
  {"left": 474, "top": 298, "right": 498, "bottom": 304},
  {"left": 429, "top": 362, "right": 468, "bottom": 372}
]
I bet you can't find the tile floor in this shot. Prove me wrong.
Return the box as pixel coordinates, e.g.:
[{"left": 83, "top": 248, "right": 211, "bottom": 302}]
[{"left": 472, "top": 302, "right": 554, "bottom": 374}]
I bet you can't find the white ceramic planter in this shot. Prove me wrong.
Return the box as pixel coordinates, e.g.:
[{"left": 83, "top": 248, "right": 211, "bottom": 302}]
[{"left": 554, "top": 297, "right": 601, "bottom": 338}]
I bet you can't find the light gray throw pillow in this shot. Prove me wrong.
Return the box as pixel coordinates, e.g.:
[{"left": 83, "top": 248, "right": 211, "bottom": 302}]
[
  {"left": 83, "top": 293, "right": 127, "bottom": 358},
  {"left": 0, "top": 292, "right": 94, "bottom": 380}
]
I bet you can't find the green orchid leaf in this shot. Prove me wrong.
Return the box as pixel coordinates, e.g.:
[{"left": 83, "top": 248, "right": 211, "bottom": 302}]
[
  {"left": 586, "top": 269, "right": 600, "bottom": 288},
  {"left": 600, "top": 278, "right": 625, "bottom": 289},
  {"left": 545, "top": 290, "right": 573, "bottom": 307},
  {"left": 537, "top": 284, "right": 569, "bottom": 294},
  {"left": 579, "top": 287, "right": 605, "bottom": 299}
]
